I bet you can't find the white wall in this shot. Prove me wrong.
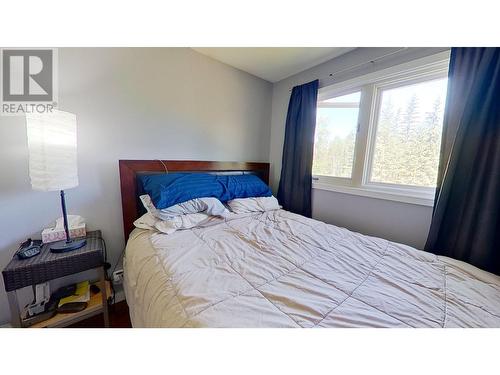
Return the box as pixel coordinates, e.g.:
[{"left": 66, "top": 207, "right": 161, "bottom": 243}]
[
  {"left": 0, "top": 48, "right": 272, "bottom": 324},
  {"left": 270, "top": 48, "right": 449, "bottom": 249},
  {"left": 312, "top": 189, "right": 433, "bottom": 248}
]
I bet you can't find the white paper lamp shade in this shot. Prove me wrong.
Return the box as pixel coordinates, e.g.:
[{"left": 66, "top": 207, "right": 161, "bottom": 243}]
[{"left": 26, "top": 110, "right": 79, "bottom": 191}]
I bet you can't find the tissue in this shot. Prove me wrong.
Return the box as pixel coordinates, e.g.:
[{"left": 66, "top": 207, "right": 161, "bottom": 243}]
[{"left": 42, "top": 215, "right": 86, "bottom": 244}]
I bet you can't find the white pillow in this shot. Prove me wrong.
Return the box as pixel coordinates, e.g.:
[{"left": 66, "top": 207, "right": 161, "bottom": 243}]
[
  {"left": 226, "top": 196, "right": 281, "bottom": 214},
  {"left": 140, "top": 194, "right": 229, "bottom": 219},
  {"left": 133, "top": 212, "right": 211, "bottom": 234}
]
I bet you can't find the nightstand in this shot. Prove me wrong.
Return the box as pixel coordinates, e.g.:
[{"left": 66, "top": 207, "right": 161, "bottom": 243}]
[{"left": 2, "top": 230, "right": 110, "bottom": 328}]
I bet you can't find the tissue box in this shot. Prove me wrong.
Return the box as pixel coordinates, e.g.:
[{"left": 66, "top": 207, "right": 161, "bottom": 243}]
[{"left": 41, "top": 224, "right": 86, "bottom": 244}]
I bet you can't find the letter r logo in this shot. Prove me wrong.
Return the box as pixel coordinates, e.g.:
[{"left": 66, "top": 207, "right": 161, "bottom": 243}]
[{"left": 2, "top": 49, "right": 53, "bottom": 102}]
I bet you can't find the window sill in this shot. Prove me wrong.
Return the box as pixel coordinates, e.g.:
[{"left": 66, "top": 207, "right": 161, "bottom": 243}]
[{"left": 312, "top": 182, "right": 435, "bottom": 207}]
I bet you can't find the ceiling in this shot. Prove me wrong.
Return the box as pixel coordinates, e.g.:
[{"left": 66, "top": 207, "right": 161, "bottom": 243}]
[{"left": 192, "top": 47, "right": 355, "bottom": 83}]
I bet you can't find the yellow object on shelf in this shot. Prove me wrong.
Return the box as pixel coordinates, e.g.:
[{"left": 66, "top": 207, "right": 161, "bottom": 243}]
[{"left": 58, "top": 281, "right": 90, "bottom": 307}]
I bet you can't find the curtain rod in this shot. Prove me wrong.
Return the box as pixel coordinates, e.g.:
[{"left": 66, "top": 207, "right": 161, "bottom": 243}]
[{"left": 288, "top": 47, "right": 408, "bottom": 92}]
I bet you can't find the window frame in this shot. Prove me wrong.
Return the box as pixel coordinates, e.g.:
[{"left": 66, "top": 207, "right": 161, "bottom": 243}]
[
  {"left": 312, "top": 51, "right": 450, "bottom": 206},
  {"left": 314, "top": 88, "right": 363, "bottom": 184}
]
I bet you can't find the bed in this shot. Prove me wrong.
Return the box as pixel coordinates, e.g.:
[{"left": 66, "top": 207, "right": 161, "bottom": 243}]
[{"left": 119, "top": 160, "right": 500, "bottom": 327}]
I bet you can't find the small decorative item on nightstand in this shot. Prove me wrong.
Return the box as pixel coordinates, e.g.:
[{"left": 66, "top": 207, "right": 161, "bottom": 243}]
[
  {"left": 41, "top": 215, "right": 86, "bottom": 244},
  {"left": 26, "top": 110, "right": 86, "bottom": 253}
]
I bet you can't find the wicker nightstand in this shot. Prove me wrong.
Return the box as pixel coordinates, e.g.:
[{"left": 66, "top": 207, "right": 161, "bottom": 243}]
[{"left": 2, "top": 230, "right": 110, "bottom": 328}]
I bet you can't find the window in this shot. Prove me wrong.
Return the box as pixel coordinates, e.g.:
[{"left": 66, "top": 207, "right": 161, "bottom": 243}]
[
  {"left": 369, "top": 78, "right": 448, "bottom": 187},
  {"left": 312, "top": 91, "right": 360, "bottom": 178},
  {"left": 312, "top": 51, "right": 450, "bottom": 206}
]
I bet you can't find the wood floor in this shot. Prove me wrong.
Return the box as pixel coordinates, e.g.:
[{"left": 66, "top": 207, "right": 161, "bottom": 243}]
[{"left": 68, "top": 300, "right": 132, "bottom": 328}]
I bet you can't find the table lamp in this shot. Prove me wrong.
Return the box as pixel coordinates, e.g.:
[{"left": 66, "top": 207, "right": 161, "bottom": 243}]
[{"left": 26, "top": 110, "right": 86, "bottom": 253}]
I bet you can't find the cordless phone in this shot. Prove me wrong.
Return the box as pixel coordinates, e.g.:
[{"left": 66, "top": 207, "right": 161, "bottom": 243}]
[{"left": 16, "top": 238, "right": 43, "bottom": 259}]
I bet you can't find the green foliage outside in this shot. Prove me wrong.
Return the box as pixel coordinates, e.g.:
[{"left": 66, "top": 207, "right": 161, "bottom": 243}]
[
  {"left": 312, "top": 110, "right": 356, "bottom": 178},
  {"left": 371, "top": 95, "right": 443, "bottom": 187}
]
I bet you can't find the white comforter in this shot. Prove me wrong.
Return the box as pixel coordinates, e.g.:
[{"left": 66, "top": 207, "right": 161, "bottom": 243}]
[{"left": 123, "top": 209, "right": 500, "bottom": 327}]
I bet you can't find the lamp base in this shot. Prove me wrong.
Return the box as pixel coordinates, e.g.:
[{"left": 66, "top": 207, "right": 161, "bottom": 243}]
[{"left": 50, "top": 239, "right": 87, "bottom": 253}]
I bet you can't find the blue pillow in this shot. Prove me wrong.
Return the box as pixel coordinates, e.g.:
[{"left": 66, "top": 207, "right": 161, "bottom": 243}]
[{"left": 139, "top": 173, "right": 272, "bottom": 209}]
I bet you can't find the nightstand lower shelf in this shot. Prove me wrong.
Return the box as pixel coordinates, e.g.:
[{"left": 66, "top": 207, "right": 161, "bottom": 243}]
[{"left": 31, "top": 280, "right": 111, "bottom": 328}]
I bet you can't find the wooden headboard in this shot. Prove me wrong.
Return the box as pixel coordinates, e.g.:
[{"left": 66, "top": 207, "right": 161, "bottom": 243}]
[{"left": 119, "top": 160, "right": 270, "bottom": 240}]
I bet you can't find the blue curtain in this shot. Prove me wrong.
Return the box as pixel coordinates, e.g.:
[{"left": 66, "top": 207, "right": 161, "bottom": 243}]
[
  {"left": 425, "top": 48, "right": 500, "bottom": 274},
  {"left": 277, "top": 80, "right": 319, "bottom": 217}
]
